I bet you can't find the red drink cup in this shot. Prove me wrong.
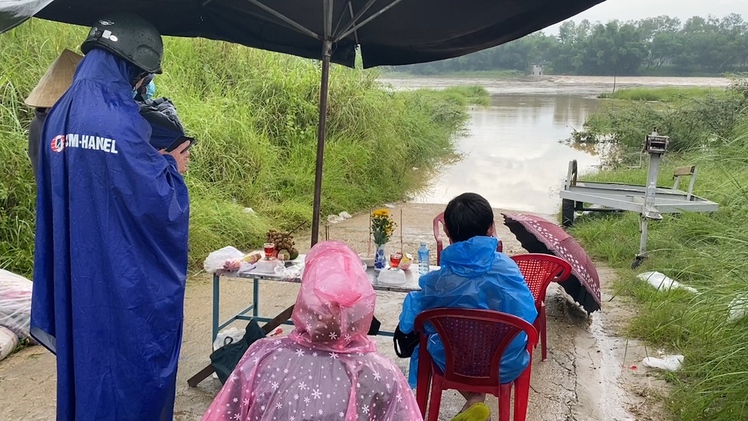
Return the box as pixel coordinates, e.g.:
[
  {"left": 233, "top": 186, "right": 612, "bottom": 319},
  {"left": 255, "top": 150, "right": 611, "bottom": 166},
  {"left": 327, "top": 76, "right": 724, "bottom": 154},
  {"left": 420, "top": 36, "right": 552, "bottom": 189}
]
[
  {"left": 390, "top": 252, "right": 403, "bottom": 268},
  {"left": 263, "top": 243, "right": 276, "bottom": 259}
]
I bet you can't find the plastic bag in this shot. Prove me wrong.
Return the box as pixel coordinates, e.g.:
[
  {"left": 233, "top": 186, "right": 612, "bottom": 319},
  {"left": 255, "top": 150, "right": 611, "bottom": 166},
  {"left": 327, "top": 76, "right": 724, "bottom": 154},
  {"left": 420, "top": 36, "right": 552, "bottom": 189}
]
[
  {"left": 204, "top": 246, "right": 245, "bottom": 273},
  {"left": 327, "top": 211, "right": 352, "bottom": 223},
  {"left": 377, "top": 268, "right": 407, "bottom": 285},
  {"left": 637, "top": 271, "right": 698, "bottom": 293},
  {"left": 0, "top": 269, "right": 33, "bottom": 340},
  {"left": 213, "top": 327, "right": 246, "bottom": 351},
  {"left": 0, "top": 326, "right": 18, "bottom": 361},
  {"left": 728, "top": 294, "right": 748, "bottom": 323},
  {"left": 642, "top": 354, "right": 684, "bottom": 371}
]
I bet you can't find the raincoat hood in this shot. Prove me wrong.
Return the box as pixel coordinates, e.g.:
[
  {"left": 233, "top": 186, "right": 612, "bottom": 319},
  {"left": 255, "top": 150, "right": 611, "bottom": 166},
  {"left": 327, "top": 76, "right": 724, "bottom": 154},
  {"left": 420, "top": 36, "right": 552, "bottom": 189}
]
[
  {"left": 290, "top": 241, "right": 376, "bottom": 354},
  {"left": 76, "top": 47, "right": 140, "bottom": 92},
  {"left": 441, "top": 236, "right": 499, "bottom": 277}
]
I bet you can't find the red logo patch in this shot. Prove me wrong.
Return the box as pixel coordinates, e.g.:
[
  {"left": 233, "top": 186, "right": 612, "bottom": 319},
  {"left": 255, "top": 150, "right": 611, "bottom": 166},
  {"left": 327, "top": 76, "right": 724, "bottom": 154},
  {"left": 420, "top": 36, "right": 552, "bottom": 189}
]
[{"left": 50, "top": 135, "right": 65, "bottom": 153}]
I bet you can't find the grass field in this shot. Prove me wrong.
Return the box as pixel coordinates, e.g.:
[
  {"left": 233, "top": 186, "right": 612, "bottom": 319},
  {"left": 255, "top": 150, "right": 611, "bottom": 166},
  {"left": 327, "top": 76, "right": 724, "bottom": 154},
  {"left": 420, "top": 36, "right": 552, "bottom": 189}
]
[
  {"left": 0, "top": 19, "right": 488, "bottom": 275},
  {"left": 569, "top": 88, "right": 748, "bottom": 420}
]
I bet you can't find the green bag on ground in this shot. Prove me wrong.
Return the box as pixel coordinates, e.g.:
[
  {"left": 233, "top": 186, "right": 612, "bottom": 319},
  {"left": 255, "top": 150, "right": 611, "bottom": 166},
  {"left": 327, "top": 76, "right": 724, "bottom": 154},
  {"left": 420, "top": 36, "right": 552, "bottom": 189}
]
[{"left": 210, "top": 319, "right": 266, "bottom": 384}]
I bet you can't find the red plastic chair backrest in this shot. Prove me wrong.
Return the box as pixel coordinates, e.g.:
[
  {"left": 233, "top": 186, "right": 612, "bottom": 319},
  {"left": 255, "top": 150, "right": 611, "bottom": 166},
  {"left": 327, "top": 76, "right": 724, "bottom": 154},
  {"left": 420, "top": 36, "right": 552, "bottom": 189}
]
[
  {"left": 510, "top": 254, "right": 572, "bottom": 304},
  {"left": 414, "top": 308, "right": 538, "bottom": 388},
  {"left": 433, "top": 212, "right": 503, "bottom": 265},
  {"left": 433, "top": 212, "right": 447, "bottom": 265}
]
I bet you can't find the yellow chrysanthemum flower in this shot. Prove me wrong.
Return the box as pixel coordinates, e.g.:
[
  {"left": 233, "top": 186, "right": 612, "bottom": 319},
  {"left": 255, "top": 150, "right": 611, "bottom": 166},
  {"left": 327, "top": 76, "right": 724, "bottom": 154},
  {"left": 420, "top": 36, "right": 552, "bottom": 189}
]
[{"left": 371, "top": 209, "right": 397, "bottom": 246}]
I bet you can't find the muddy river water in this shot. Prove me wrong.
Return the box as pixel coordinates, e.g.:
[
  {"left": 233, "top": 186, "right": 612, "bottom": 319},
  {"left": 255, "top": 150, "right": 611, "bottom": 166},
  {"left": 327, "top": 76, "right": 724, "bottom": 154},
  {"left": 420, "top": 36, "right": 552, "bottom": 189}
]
[{"left": 380, "top": 75, "right": 730, "bottom": 214}]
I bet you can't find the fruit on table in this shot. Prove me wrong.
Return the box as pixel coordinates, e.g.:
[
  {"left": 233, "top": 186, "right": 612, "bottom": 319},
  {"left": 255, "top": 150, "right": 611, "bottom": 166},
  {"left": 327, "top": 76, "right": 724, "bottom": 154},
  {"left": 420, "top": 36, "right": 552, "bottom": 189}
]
[
  {"left": 277, "top": 249, "right": 291, "bottom": 261},
  {"left": 400, "top": 253, "right": 413, "bottom": 270},
  {"left": 223, "top": 259, "right": 241, "bottom": 271},
  {"left": 266, "top": 229, "right": 299, "bottom": 261},
  {"left": 242, "top": 251, "right": 262, "bottom": 264}
]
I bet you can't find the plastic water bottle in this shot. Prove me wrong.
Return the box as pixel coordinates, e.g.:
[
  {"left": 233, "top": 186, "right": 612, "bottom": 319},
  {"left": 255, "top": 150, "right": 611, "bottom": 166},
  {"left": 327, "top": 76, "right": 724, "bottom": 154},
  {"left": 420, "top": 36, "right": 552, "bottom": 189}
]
[
  {"left": 418, "top": 242, "right": 430, "bottom": 275},
  {"left": 645, "top": 181, "right": 656, "bottom": 208}
]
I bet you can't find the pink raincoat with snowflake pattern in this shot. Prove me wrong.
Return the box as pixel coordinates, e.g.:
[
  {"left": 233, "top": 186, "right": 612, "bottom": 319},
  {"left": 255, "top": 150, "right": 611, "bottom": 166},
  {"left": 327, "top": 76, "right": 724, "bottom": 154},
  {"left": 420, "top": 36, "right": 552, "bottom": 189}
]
[{"left": 202, "top": 241, "right": 422, "bottom": 421}]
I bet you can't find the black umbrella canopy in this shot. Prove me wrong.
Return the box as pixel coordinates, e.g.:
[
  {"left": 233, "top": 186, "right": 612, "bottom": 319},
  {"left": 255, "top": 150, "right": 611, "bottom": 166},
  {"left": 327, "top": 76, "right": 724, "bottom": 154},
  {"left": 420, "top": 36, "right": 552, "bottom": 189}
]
[
  {"left": 4, "top": 0, "right": 605, "bottom": 68},
  {"left": 2, "top": 0, "right": 605, "bottom": 245}
]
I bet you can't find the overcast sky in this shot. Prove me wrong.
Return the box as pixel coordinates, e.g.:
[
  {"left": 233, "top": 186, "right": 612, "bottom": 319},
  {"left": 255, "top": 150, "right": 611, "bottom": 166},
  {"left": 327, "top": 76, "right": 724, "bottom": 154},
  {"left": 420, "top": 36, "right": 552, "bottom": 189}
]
[{"left": 543, "top": 0, "right": 748, "bottom": 34}]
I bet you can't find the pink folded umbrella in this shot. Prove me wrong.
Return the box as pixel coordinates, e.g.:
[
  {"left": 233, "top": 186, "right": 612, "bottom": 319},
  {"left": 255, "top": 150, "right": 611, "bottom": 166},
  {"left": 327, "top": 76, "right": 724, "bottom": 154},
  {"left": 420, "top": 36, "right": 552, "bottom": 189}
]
[{"left": 502, "top": 213, "right": 601, "bottom": 313}]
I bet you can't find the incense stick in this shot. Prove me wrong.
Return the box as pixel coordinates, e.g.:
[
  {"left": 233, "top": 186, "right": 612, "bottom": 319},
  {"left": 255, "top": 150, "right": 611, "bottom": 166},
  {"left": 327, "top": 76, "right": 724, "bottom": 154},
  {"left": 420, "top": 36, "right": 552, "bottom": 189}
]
[
  {"left": 367, "top": 209, "right": 372, "bottom": 256},
  {"left": 400, "top": 208, "right": 404, "bottom": 252}
]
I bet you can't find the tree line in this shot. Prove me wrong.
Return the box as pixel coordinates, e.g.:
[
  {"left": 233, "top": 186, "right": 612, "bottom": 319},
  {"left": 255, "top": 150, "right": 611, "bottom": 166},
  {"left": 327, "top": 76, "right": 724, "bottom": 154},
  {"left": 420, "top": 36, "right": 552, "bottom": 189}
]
[{"left": 394, "top": 14, "right": 748, "bottom": 76}]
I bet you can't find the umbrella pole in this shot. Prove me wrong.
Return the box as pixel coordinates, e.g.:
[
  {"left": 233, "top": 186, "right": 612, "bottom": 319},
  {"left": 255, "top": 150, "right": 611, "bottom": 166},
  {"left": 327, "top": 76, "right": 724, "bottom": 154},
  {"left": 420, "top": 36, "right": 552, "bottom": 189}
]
[{"left": 310, "top": 39, "right": 333, "bottom": 246}]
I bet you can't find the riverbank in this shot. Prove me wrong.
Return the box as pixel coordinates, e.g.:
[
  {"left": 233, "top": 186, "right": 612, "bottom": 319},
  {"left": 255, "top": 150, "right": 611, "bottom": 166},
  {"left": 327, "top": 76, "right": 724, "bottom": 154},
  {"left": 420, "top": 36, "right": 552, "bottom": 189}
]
[
  {"left": 379, "top": 75, "right": 732, "bottom": 96},
  {"left": 566, "top": 82, "right": 748, "bottom": 420}
]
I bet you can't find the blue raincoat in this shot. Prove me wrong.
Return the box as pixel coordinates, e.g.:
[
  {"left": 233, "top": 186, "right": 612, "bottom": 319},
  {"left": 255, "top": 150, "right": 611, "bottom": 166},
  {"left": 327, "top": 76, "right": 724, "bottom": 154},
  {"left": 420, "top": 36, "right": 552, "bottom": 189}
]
[
  {"left": 30, "top": 48, "right": 190, "bottom": 421},
  {"left": 399, "top": 236, "right": 537, "bottom": 387}
]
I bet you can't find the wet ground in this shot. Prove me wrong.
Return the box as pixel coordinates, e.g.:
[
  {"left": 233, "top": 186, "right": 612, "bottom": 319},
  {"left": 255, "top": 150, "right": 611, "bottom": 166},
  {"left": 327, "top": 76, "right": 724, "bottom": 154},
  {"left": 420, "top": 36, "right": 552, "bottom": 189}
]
[{"left": 0, "top": 203, "right": 669, "bottom": 420}]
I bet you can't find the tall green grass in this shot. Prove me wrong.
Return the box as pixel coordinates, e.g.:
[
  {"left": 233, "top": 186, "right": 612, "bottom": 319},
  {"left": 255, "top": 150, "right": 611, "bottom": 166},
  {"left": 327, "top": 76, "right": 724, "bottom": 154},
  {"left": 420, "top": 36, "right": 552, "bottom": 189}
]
[
  {"left": 0, "top": 20, "right": 484, "bottom": 275},
  {"left": 598, "top": 87, "right": 727, "bottom": 102},
  {"left": 577, "top": 80, "right": 748, "bottom": 153},
  {"left": 570, "top": 114, "right": 748, "bottom": 419}
]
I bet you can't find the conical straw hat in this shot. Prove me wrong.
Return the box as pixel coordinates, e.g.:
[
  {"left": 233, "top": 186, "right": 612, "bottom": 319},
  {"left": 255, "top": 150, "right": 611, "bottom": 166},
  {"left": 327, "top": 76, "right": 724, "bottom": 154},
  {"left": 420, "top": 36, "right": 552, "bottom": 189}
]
[{"left": 24, "top": 49, "right": 83, "bottom": 108}]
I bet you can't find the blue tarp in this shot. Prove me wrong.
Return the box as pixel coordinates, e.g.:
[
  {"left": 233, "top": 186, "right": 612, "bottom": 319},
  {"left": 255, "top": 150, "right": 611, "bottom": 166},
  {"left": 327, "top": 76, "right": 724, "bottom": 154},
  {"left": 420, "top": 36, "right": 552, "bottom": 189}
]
[{"left": 31, "top": 48, "right": 190, "bottom": 421}]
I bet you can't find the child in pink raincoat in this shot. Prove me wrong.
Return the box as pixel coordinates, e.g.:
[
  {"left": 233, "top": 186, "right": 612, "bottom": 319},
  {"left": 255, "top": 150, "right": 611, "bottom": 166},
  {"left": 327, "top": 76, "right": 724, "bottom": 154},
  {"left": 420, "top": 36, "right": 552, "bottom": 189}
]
[{"left": 202, "top": 241, "right": 423, "bottom": 421}]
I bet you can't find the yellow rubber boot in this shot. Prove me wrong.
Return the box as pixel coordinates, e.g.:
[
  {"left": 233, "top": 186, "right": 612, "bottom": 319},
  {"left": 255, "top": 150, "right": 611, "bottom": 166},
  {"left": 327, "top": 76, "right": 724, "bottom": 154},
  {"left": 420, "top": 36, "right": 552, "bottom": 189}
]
[{"left": 449, "top": 402, "right": 491, "bottom": 421}]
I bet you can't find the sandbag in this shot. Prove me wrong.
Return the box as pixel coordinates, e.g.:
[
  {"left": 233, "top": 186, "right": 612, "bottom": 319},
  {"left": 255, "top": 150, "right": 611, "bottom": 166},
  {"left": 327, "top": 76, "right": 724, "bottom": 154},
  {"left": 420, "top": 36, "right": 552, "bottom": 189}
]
[
  {"left": 0, "top": 326, "right": 18, "bottom": 361},
  {"left": 0, "top": 269, "right": 32, "bottom": 340}
]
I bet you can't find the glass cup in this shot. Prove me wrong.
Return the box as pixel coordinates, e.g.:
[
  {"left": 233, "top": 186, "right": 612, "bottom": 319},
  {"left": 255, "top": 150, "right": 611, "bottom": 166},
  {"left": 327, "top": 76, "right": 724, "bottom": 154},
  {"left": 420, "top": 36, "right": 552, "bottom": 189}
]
[
  {"left": 263, "top": 243, "right": 276, "bottom": 260},
  {"left": 390, "top": 252, "right": 402, "bottom": 268}
]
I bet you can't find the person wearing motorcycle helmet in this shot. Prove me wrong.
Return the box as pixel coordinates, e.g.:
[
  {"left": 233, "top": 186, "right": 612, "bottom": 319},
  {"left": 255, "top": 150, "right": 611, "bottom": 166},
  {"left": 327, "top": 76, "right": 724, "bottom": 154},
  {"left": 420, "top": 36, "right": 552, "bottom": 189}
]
[
  {"left": 31, "top": 13, "right": 190, "bottom": 421},
  {"left": 139, "top": 96, "right": 196, "bottom": 158},
  {"left": 133, "top": 72, "right": 156, "bottom": 101}
]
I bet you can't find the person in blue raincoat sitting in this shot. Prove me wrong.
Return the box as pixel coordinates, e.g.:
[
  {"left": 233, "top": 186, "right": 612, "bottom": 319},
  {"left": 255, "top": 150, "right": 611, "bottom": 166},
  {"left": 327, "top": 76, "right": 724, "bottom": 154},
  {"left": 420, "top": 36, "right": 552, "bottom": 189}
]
[
  {"left": 31, "top": 13, "right": 191, "bottom": 421},
  {"left": 398, "top": 192, "right": 538, "bottom": 421}
]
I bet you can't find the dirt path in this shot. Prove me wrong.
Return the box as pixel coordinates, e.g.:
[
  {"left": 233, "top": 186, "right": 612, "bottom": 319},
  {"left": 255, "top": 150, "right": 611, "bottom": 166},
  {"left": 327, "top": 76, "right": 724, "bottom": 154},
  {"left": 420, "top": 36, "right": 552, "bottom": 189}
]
[{"left": 0, "top": 203, "right": 668, "bottom": 420}]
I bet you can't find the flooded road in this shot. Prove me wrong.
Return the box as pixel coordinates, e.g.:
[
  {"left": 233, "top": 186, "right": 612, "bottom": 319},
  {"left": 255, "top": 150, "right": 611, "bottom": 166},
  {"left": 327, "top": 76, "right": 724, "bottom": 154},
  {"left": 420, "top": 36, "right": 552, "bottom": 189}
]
[{"left": 381, "top": 75, "right": 730, "bottom": 214}]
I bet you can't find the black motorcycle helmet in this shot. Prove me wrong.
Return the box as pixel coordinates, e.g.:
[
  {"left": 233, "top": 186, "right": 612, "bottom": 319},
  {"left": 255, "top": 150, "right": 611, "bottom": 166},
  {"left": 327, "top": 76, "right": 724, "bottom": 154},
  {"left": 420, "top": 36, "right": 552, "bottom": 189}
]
[{"left": 81, "top": 13, "right": 163, "bottom": 74}]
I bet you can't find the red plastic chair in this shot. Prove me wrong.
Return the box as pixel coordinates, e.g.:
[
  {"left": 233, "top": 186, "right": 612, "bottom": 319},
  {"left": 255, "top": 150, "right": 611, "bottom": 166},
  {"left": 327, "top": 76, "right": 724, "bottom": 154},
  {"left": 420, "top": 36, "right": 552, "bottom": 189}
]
[
  {"left": 510, "top": 254, "right": 572, "bottom": 362},
  {"left": 433, "top": 212, "right": 503, "bottom": 265},
  {"left": 414, "top": 308, "right": 538, "bottom": 421}
]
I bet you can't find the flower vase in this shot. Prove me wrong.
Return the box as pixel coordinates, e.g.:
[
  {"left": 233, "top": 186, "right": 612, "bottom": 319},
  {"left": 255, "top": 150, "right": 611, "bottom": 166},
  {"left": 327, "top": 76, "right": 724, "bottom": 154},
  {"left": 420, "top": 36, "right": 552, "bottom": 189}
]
[{"left": 374, "top": 244, "right": 387, "bottom": 271}]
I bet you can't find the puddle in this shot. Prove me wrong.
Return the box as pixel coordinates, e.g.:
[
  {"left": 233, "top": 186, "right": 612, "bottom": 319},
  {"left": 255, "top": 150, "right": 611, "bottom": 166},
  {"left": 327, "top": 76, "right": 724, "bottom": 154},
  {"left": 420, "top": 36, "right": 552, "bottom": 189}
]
[{"left": 585, "top": 315, "right": 638, "bottom": 421}]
